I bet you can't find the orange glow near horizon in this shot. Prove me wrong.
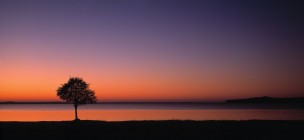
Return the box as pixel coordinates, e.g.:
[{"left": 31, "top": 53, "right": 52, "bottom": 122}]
[
  {"left": 1, "top": 56, "right": 304, "bottom": 102},
  {"left": 1, "top": 65, "right": 303, "bottom": 102}
]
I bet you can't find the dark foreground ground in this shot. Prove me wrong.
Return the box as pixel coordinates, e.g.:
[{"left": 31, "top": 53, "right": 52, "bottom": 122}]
[{"left": 1, "top": 120, "right": 304, "bottom": 140}]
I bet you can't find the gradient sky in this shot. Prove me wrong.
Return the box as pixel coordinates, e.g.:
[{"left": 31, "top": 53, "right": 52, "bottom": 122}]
[{"left": 0, "top": 0, "right": 303, "bottom": 102}]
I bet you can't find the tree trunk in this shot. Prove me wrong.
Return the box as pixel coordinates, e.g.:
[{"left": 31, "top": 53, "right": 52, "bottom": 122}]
[{"left": 74, "top": 105, "right": 78, "bottom": 120}]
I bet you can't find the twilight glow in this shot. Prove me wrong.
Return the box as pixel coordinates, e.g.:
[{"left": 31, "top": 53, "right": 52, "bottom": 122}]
[{"left": 0, "top": 0, "right": 303, "bottom": 102}]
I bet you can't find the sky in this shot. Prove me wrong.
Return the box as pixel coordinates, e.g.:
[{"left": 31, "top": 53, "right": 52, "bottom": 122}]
[{"left": 0, "top": 0, "right": 303, "bottom": 102}]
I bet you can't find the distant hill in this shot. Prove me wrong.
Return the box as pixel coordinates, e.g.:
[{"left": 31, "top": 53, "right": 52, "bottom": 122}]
[{"left": 225, "top": 96, "right": 304, "bottom": 103}]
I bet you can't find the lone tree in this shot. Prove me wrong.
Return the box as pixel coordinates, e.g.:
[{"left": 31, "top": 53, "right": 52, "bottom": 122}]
[{"left": 57, "top": 77, "right": 97, "bottom": 120}]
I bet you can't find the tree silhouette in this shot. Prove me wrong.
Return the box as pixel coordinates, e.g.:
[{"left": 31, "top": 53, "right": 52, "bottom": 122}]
[{"left": 57, "top": 77, "right": 97, "bottom": 120}]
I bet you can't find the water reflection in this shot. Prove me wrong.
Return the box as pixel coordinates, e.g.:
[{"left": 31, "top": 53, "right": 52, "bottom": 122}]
[{"left": 1, "top": 109, "right": 303, "bottom": 121}]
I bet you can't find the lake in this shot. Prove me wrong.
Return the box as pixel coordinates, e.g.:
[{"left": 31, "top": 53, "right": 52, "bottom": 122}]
[{"left": 0, "top": 103, "right": 303, "bottom": 121}]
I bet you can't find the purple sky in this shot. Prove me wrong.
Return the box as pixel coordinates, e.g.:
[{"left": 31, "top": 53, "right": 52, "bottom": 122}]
[{"left": 0, "top": 0, "right": 303, "bottom": 101}]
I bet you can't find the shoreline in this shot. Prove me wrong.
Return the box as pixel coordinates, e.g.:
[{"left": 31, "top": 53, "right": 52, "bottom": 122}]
[
  {"left": 1, "top": 120, "right": 303, "bottom": 140},
  {"left": 1, "top": 119, "right": 304, "bottom": 122}
]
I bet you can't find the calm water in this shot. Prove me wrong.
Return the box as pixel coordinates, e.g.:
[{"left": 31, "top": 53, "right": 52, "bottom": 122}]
[{"left": 0, "top": 103, "right": 303, "bottom": 121}]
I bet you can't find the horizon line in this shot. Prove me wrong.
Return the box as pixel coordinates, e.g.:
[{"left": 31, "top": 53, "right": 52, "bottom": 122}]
[{"left": 1, "top": 96, "right": 304, "bottom": 104}]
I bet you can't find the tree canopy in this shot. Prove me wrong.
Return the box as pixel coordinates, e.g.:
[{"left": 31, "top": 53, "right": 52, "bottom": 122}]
[{"left": 57, "top": 77, "right": 97, "bottom": 105}]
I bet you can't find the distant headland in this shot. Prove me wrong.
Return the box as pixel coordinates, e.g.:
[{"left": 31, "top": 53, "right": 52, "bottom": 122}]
[{"left": 225, "top": 96, "right": 304, "bottom": 104}]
